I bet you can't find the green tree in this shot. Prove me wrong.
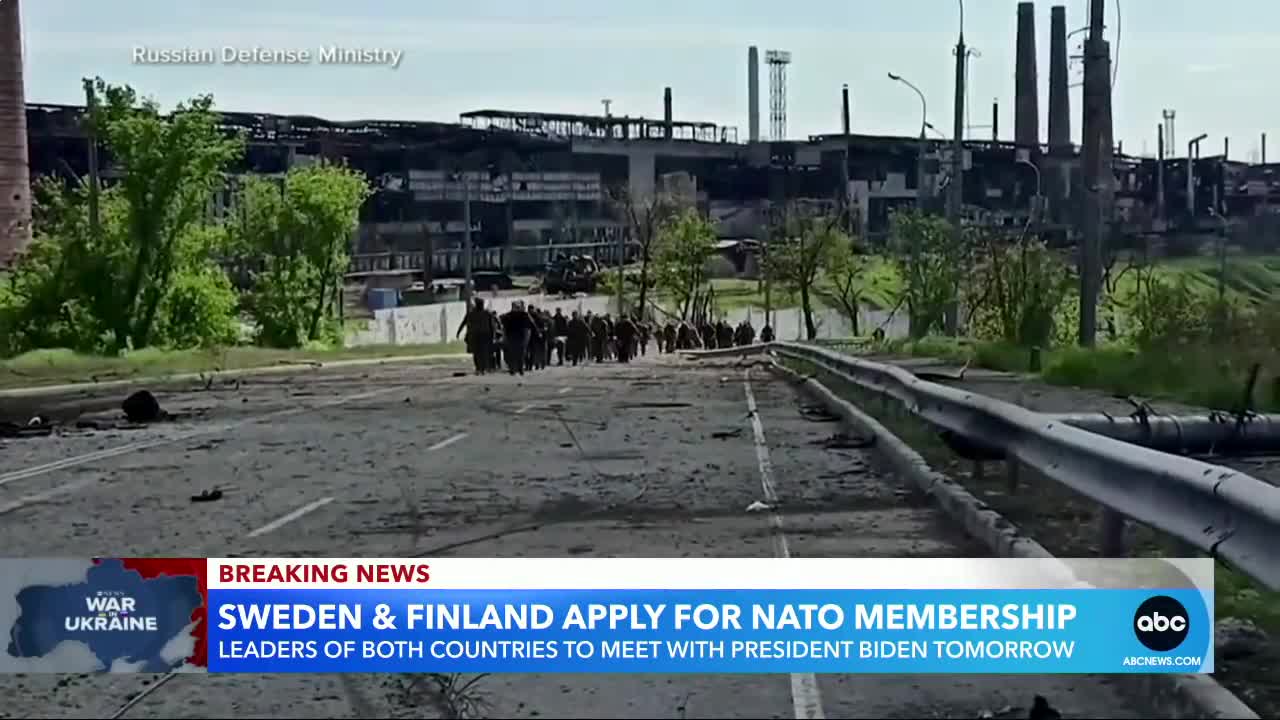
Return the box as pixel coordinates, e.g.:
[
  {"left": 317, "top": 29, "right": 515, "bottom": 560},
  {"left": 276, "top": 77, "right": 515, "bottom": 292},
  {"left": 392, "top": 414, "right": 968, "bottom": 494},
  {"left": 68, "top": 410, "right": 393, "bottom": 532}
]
[
  {"left": 1, "top": 127, "right": 241, "bottom": 357},
  {"left": 968, "top": 231, "right": 1074, "bottom": 347},
  {"left": 652, "top": 209, "right": 718, "bottom": 320},
  {"left": 88, "top": 79, "right": 244, "bottom": 351},
  {"left": 889, "top": 208, "right": 966, "bottom": 338},
  {"left": 824, "top": 232, "right": 879, "bottom": 337},
  {"left": 232, "top": 164, "right": 371, "bottom": 347},
  {"left": 764, "top": 204, "right": 841, "bottom": 341},
  {"left": 610, "top": 186, "right": 677, "bottom": 318}
]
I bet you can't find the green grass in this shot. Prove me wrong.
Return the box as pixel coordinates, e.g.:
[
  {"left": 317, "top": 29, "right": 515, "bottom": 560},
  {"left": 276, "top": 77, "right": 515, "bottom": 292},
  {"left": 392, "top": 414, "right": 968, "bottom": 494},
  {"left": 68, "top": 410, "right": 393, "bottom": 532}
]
[
  {"left": 882, "top": 335, "right": 1271, "bottom": 412},
  {"left": 0, "top": 342, "right": 466, "bottom": 391},
  {"left": 649, "top": 256, "right": 902, "bottom": 314},
  {"left": 1117, "top": 254, "right": 1280, "bottom": 304}
]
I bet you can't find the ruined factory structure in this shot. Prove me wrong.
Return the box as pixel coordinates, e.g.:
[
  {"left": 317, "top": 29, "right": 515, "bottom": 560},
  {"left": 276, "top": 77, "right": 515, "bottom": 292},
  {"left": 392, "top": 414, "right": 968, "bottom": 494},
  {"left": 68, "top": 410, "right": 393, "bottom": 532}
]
[{"left": 22, "top": 5, "right": 1280, "bottom": 281}]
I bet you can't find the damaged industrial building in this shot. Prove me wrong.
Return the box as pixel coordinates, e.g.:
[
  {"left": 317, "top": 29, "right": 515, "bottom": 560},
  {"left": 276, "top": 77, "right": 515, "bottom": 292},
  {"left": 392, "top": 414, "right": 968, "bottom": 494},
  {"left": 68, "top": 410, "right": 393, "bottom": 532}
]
[{"left": 20, "top": 5, "right": 1280, "bottom": 290}]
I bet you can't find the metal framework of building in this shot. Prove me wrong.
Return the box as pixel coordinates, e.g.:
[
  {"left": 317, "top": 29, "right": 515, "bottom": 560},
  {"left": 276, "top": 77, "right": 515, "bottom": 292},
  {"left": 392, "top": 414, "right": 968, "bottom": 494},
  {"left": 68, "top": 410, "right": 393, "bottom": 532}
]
[{"left": 460, "top": 109, "right": 736, "bottom": 144}]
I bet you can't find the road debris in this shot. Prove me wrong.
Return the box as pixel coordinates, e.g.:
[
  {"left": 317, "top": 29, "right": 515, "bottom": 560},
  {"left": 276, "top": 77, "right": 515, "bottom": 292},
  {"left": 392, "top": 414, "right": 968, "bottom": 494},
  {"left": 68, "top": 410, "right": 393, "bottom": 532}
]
[
  {"left": 798, "top": 403, "right": 839, "bottom": 422},
  {"left": 190, "top": 489, "right": 224, "bottom": 503},
  {"left": 1027, "top": 695, "right": 1060, "bottom": 720},
  {"left": 813, "top": 433, "right": 875, "bottom": 449},
  {"left": 122, "top": 390, "right": 164, "bottom": 423},
  {"left": 915, "top": 359, "right": 971, "bottom": 382},
  {"left": 0, "top": 419, "right": 53, "bottom": 438},
  {"left": 710, "top": 428, "right": 743, "bottom": 439}
]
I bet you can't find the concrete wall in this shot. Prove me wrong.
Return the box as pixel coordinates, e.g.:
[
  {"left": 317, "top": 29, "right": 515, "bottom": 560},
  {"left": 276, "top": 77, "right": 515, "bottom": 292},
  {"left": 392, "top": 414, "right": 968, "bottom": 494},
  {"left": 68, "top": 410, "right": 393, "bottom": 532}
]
[
  {"left": 345, "top": 293, "right": 618, "bottom": 347},
  {"left": 345, "top": 293, "right": 909, "bottom": 347}
]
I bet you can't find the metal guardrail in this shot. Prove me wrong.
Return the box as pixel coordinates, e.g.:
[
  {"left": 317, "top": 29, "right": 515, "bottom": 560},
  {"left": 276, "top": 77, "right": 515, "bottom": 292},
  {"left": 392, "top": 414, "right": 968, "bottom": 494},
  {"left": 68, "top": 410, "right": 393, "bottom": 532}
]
[{"left": 689, "top": 341, "right": 1280, "bottom": 591}]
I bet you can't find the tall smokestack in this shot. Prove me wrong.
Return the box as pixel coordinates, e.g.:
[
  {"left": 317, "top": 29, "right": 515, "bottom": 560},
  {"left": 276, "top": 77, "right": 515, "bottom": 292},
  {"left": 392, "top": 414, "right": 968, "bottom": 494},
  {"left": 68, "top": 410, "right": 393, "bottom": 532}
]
[
  {"left": 841, "top": 85, "right": 851, "bottom": 135},
  {"left": 663, "top": 87, "right": 673, "bottom": 140},
  {"left": 1014, "top": 2, "right": 1040, "bottom": 149},
  {"left": 992, "top": 100, "right": 999, "bottom": 141},
  {"left": 0, "top": 0, "right": 31, "bottom": 268},
  {"left": 1048, "top": 6, "right": 1071, "bottom": 152},
  {"left": 748, "top": 47, "right": 760, "bottom": 142},
  {"left": 1264, "top": 132, "right": 1268, "bottom": 164}
]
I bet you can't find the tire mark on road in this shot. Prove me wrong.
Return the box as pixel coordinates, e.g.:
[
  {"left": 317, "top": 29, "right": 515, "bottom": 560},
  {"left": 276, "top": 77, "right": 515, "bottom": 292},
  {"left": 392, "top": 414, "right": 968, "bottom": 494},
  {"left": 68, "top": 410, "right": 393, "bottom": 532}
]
[{"left": 743, "top": 368, "right": 827, "bottom": 720}]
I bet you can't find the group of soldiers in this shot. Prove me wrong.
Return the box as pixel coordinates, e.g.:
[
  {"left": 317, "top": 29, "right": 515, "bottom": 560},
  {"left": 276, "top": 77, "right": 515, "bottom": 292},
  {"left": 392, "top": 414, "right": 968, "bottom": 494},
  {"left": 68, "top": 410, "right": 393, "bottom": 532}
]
[{"left": 456, "top": 297, "right": 776, "bottom": 376}]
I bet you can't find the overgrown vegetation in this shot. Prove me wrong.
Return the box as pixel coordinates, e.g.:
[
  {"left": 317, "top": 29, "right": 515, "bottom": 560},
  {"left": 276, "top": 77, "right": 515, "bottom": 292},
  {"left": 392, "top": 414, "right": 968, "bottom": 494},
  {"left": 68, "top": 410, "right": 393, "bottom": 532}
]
[
  {"left": 0, "top": 78, "right": 372, "bottom": 363},
  {"left": 762, "top": 203, "right": 844, "bottom": 340},
  {"left": 651, "top": 209, "right": 719, "bottom": 320},
  {"left": 888, "top": 208, "right": 970, "bottom": 339}
]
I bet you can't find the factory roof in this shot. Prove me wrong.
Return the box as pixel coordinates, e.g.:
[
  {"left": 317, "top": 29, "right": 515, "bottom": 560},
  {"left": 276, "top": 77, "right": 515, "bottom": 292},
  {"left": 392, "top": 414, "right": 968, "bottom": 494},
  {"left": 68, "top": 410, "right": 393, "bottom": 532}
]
[
  {"left": 461, "top": 109, "right": 738, "bottom": 143},
  {"left": 27, "top": 102, "right": 569, "bottom": 151}
]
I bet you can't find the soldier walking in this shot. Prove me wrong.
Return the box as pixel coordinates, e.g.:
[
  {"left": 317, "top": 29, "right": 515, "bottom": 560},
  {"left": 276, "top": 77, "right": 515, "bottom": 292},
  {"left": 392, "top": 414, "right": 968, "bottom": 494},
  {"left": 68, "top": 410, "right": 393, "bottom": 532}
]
[
  {"left": 615, "top": 316, "right": 637, "bottom": 363},
  {"left": 552, "top": 308, "right": 569, "bottom": 365},
  {"left": 456, "top": 298, "right": 494, "bottom": 375},
  {"left": 589, "top": 312, "right": 607, "bottom": 363},
  {"left": 567, "top": 310, "right": 590, "bottom": 366},
  {"left": 500, "top": 301, "right": 534, "bottom": 375}
]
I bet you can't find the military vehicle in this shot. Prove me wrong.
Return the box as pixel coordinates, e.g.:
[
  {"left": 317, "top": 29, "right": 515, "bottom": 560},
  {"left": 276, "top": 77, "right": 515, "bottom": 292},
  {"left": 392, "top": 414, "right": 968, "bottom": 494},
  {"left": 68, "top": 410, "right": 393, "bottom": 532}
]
[{"left": 542, "top": 255, "right": 600, "bottom": 295}]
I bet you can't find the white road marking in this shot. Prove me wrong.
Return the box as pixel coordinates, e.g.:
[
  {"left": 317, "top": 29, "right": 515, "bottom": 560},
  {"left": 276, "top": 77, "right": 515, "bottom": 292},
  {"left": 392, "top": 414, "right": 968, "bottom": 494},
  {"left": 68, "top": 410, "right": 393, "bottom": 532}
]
[
  {"left": 0, "top": 386, "right": 405, "bottom": 489},
  {"left": 427, "top": 432, "right": 469, "bottom": 451},
  {"left": 743, "top": 369, "right": 827, "bottom": 720},
  {"left": 247, "top": 497, "right": 336, "bottom": 539},
  {"left": 557, "top": 386, "right": 573, "bottom": 395},
  {"left": 245, "top": 430, "right": 470, "bottom": 539}
]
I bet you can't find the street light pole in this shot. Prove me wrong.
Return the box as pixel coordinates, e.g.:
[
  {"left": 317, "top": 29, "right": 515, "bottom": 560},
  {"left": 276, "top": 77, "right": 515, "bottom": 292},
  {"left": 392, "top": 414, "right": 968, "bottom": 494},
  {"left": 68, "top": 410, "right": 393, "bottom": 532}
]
[
  {"left": 1187, "top": 133, "right": 1208, "bottom": 218},
  {"left": 888, "top": 72, "right": 928, "bottom": 209},
  {"left": 1017, "top": 151, "right": 1042, "bottom": 223},
  {"left": 461, "top": 170, "right": 473, "bottom": 305},
  {"left": 945, "top": 0, "right": 966, "bottom": 335}
]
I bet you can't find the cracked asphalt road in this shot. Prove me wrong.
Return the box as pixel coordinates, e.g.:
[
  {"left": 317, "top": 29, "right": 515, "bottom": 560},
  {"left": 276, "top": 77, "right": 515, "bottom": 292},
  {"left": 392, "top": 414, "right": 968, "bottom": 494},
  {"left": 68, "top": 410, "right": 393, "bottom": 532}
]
[{"left": 0, "top": 354, "right": 1143, "bottom": 719}]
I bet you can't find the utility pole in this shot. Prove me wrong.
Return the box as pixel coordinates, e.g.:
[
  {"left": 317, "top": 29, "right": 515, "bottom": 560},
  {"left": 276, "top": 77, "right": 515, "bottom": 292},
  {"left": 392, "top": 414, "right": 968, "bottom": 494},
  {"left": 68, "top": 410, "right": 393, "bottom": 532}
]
[
  {"left": 841, "top": 84, "right": 853, "bottom": 237},
  {"left": 83, "top": 79, "right": 101, "bottom": 240},
  {"left": 1078, "top": 0, "right": 1112, "bottom": 347},
  {"left": 945, "top": 1, "right": 966, "bottom": 335},
  {"left": 461, "top": 170, "right": 473, "bottom": 306},
  {"left": 616, "top": 217, "right": 626, "bottom": 316}
]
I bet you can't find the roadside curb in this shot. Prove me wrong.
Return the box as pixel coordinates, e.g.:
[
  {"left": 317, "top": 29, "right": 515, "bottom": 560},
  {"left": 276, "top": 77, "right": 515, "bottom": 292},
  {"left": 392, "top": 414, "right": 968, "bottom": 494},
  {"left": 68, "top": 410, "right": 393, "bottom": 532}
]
[
  {"left": 765, "top": 359, "right": 1258, "bottom": 720},
  {"left": 0, "top": 353, "right": 470, "bottom": 400}
]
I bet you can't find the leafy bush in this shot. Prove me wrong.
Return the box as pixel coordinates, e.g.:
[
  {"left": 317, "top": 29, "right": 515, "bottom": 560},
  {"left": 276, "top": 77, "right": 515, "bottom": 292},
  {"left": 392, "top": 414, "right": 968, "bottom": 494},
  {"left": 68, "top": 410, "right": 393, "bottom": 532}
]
[{"left": 155, "top": 267, "right": 241, "bottom": 349}]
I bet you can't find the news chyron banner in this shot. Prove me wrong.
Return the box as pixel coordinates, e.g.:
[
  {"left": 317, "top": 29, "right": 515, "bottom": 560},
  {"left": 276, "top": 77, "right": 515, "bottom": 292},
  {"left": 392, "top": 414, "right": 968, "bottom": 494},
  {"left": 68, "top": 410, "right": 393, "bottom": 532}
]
[{"left": 0, "top": 558, "right": 1213, "bottom": 674}]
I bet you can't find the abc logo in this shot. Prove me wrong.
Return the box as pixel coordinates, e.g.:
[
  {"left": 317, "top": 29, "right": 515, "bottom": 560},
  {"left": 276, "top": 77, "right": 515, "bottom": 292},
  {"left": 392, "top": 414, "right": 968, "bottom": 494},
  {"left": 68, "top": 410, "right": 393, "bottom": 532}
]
[{"left": 1133, "top": 595, "right": 1190, "bottom": 652}]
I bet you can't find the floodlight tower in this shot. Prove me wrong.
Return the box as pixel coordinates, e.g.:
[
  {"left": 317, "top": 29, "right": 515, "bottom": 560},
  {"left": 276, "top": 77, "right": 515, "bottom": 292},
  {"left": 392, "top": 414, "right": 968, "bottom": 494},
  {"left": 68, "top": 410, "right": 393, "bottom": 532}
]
[{"left": 766, "top": 50, "right": 792, "bottom": 141}]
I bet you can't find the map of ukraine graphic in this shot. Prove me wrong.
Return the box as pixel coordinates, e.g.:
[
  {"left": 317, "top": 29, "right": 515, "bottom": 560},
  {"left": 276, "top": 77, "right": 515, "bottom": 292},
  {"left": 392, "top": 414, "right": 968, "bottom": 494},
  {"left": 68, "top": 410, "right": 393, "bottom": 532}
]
[{"left": 6, "top": 558, "right": 208, "bottom": 670}]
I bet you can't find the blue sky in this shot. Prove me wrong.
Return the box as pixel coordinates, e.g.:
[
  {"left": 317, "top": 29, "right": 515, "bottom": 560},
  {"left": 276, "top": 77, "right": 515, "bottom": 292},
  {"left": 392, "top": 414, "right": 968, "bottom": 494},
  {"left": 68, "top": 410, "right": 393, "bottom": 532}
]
[{"left": 20, "top": 0, "right": 1279, "bottom": 159}]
